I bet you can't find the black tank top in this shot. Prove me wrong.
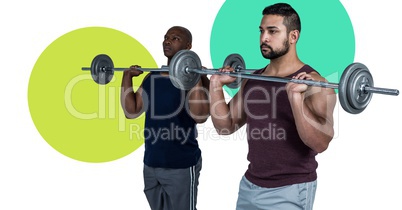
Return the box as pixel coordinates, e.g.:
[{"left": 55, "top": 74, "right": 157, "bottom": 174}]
[{"left": 142, "top": 72, "right": 201, "bottom": 168}]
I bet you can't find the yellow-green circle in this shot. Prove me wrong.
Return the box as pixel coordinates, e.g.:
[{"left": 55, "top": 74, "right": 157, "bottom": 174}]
[{"left": 28, "top": 27, "right": 156, "bottom": 163}]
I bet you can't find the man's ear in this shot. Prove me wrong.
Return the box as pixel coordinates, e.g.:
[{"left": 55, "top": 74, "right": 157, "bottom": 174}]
[
  {"left": 187, "top": 43, "right": 192, "bottom": 50},
  {"left": 290, "top": 30, "right": 300, "bottom": 44}
]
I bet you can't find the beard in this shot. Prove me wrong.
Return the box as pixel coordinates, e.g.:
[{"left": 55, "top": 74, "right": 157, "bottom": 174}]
[{"left": 260, "top": 38, "right": 290, "bottom": 60}]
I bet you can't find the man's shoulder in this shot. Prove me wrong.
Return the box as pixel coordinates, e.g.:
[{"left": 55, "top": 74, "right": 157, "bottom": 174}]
[{"left": 300, "top": 64, "right": 320, "bottom": 75}]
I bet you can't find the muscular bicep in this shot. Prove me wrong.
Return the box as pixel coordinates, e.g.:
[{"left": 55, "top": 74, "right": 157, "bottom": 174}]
[
  {"left": 226, "top": 80, "right": 248, "bottom": 131},
  {"left": 305, "top": 73, "right": 337, "bottom": 124},
  {"left": 187, "top": 77, "right": 210, "bottom": 123},
  {"left": 120, "top": 74, "right": 148, "bottom": 119},
  {"left": 135, "top": 87, "right": 144, "bottom": 114}
]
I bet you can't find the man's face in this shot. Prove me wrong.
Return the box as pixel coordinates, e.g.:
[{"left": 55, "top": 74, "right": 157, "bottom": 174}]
[
  {"left": 162, "top": 27, "right": 190, "bottom": 59},
  {"left": 259, "top": 15, "right": 290, "bottom": 60}
]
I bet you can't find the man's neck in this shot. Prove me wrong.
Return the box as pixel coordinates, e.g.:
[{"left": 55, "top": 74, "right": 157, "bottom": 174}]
[{"left": 264, "top": 53, "right": 304, "bottom": 77}]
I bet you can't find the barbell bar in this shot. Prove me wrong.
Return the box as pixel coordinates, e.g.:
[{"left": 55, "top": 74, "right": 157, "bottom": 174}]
[
  {"left": 82, "top": 50, "right": 399, "bottom": 114},
  {"left": 81, "top": 52, "right": 248, "bottom": 87},
  {"left": 81, "top": 66, "right": 168, "bottom": 72},
  {"left": 81, "top": 54, "right": 169, "bottom": 84},
  {"left": 167, "top": 50, "right": 399, "bottom": 114}
]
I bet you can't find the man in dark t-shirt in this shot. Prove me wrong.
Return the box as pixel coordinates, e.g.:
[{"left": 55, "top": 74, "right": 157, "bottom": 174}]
[
  {"left": 209, "top": 3, "right": 336, "bottom": 210},
  {"left": 120, "top": 26, "right": 209, "bottom": 210}
]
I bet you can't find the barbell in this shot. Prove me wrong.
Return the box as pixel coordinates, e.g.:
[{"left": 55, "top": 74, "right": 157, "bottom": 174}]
[
  {"left": 81, "top": 51, "right": 246, "bottom": 89},
  {"left": 82, "top": 50, "right": 399, "bottom": 114}
]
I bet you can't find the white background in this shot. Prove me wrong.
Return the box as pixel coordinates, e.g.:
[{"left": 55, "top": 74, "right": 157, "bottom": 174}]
[{"left": 1, "top": 0, "right": 402, "bottom": 209}]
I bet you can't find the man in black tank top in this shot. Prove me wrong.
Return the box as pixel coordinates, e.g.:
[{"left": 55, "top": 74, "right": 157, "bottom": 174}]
[
  {"left": 120, "top": 26, "right": 210, "bottom": 210},
  {"left": 209, "top": 3, "right": 336, "bottom": 210}
]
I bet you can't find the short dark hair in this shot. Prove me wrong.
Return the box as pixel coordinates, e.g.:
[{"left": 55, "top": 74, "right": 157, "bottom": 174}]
[
  {"left": 171, "top": 26, "right": 192, "bottom": 44},
  {"left": 262, "top": 3, "right": 301, "bottom": 34}
]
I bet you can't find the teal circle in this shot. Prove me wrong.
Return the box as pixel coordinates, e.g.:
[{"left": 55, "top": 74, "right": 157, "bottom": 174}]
[{"left": 211, "top": 0, "right": 355, "bottom": 96}]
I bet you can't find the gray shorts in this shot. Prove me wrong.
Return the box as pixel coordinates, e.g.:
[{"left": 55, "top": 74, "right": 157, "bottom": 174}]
[
  {"left": 236, "top": 176, "right": 317, "bottom": 210},
  {"left": 143, "top": 158, "right": 202, "bottom": 210}
]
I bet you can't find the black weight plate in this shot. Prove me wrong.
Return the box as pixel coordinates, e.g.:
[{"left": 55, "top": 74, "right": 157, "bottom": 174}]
[
  {"left": 91, "top": 54, "right": 114, "bottom": 85},
  {"left": 169, "top": 50, "right": 201, "bottom": 90},
  {"left": 347, "top": 68, "right": 373, "bottom": 111},
  {"left": 223, "top": 53, "right": 245, "bottom": 89},
  {"left": 339, "top": 62, "right": 373, "bottom": 114}
]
